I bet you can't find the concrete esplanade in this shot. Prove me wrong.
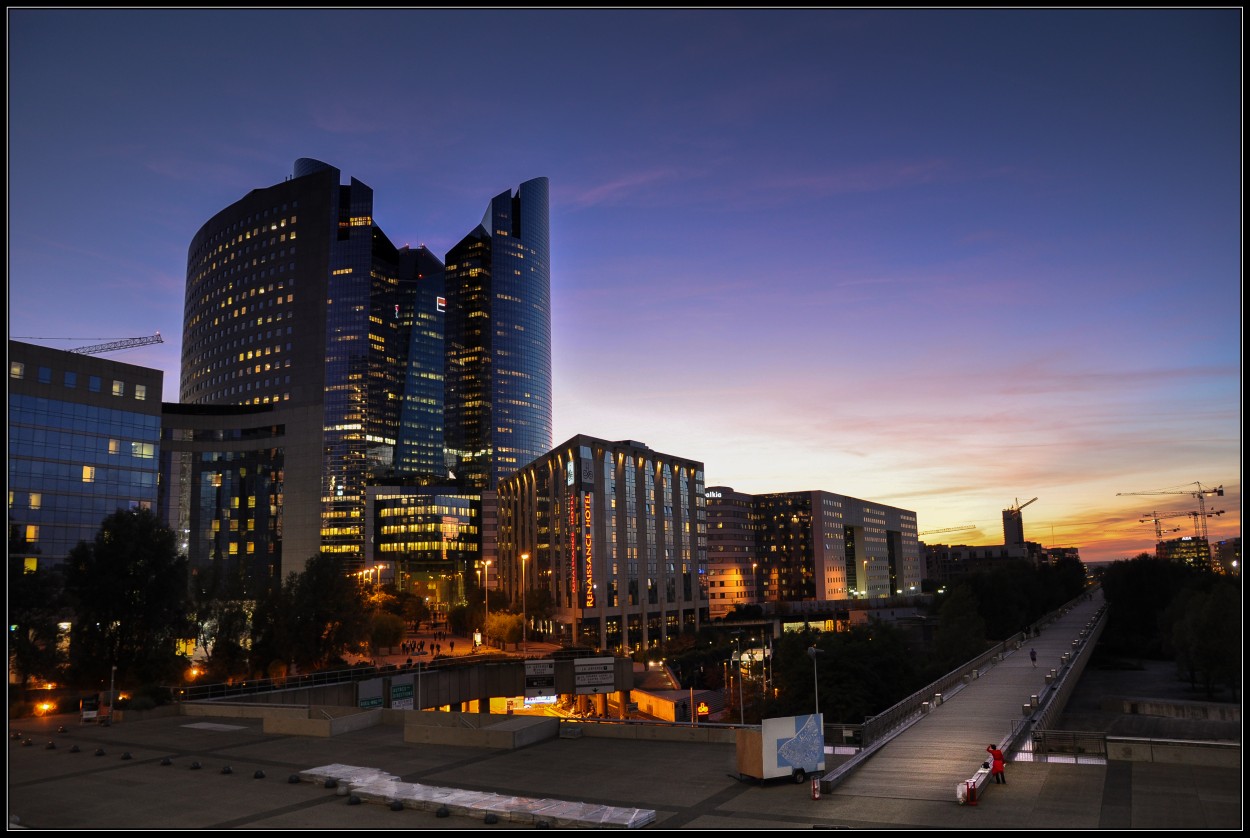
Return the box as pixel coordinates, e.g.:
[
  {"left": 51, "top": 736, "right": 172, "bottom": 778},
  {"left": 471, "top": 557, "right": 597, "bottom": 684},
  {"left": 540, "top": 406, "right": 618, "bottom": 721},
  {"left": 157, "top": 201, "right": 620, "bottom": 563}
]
[{"left": 8, "top": 591, "right": 1241, "bottom": 830}]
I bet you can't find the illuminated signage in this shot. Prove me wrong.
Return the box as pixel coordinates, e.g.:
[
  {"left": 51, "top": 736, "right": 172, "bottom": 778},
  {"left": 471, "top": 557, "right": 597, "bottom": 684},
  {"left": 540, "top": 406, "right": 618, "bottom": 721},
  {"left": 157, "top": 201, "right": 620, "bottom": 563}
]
[
  {"left": 584, "top": 493, "right": 595, "bottom": 608},
  {"left": 567, "top": 460, "right": 575, "bottom": 486},
  {"left": 706, "top": 491, "right": 722, "bottom": 499},
  {"left": 436, "top": 296, "right": 446, "bottom": 313},
  {"left": 569, "top": 494, "right": 578, "bottom": 600}
]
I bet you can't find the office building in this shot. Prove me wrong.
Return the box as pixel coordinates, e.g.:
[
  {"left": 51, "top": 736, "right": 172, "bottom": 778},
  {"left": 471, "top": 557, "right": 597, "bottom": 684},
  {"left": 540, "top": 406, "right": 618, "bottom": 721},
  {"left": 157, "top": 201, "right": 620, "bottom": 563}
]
[
  {"left": 704, "top": 486, "right": 760, "bottom": 618},
  {"left": 497, "top": 436, "right": 707, "bottom": 652},
  {"left": 444, "top": 177, "right": 552, "bottom": 492},
  {"left": 8, "top": 341, "right": 163, "bottom": 571},
  {"left": 365, "top": 483, "right": 482, "bottom": 619},
  {"left": 1157, "top": 535, "right": 1214, "bottom": 571},
  {"left": 754, "top": 490, "right": 920, "bottom": 602},
  {"left": 181, "top": 158, "right": 451, "bottom": 573}
]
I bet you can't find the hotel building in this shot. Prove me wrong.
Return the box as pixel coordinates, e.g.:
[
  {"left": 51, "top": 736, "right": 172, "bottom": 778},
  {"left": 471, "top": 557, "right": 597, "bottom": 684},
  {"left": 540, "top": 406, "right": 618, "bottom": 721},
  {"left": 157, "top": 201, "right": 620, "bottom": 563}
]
[{"left": 497, "top": 436, "right": 708, "bottom": 652}]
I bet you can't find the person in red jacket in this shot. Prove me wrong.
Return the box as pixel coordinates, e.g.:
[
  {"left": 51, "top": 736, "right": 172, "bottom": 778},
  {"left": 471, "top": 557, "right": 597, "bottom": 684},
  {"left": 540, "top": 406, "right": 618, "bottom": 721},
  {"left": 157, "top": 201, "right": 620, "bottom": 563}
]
[{"left": 986, "top": 744, "right": 1006, "bottom": 784}]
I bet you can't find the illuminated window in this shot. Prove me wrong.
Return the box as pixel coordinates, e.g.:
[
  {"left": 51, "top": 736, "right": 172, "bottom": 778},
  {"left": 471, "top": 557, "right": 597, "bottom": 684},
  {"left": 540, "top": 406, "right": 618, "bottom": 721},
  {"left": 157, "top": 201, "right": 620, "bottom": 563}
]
[
  {"left": 134, "top": 384, "right": 147, "bottom": 401},
  {"left": 112, "top": 380, "right": 125, "bottom": 397},
  {"left": 82, "top": 466, "right": 96, "bottom": 483},
  {"left": 10, "top": 361, "right": 24, "bottom": 379},
  {"left": 29, "top": 493, "right": 41, "bottom": 510},
  {"left": 25, "top": 525, "right": 39, "bottom": 542},
  {"left": 109, "top": 439, "right": 121, "bottom": 455}
]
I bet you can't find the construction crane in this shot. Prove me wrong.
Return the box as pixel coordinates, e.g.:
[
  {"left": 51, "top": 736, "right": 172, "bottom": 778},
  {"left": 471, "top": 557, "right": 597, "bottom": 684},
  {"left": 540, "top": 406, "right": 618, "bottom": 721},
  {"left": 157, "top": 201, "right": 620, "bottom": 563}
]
[
  {"left": 1138, "top": 511, "right": 1189, "bottom": 541},
  {"left": 1118, "top": 483, "right": 1225, "bottom": 543},
  {"left": 67, "top": 333, "right": 164, "bottom": 355},
  {"left": 918, "top": 525, "right": 976, "bottom": 537},
  {"left": 1008, "top": 497, "right": 1039, "bottom": 514}
]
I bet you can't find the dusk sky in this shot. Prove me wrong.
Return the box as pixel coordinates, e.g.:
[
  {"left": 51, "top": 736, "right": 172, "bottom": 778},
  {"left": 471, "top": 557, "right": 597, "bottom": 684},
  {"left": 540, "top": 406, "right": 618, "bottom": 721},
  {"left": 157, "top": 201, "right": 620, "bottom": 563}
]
[{"left": 8, "top": 9, "right": 1241, "bottom": 564}]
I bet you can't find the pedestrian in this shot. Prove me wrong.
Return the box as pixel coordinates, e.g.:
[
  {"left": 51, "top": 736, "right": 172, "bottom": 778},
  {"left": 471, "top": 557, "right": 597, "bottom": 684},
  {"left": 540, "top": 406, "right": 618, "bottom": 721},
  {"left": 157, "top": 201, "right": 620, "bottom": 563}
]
[
  {"left": 986, "top": 744, "right": 1006, "bottom": 784},
  {"left": 450, "top": 640, "right": 455, "bottom": 654},
  {"left": 1029, "top": 648, "right": 1037, "bottom": 668}
]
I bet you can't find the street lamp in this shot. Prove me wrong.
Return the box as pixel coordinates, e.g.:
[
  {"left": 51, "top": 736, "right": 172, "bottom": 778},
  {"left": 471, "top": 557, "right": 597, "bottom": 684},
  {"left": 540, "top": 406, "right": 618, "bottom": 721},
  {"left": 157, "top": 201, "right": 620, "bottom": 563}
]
[
  {"left": 483, "top": 560, "right": 492, "bottom": 644},
  {"left": 520, "top": 552, "right": 529, "bottom": 656},
  {"left": 732, "top": 631, "right": 745, "bottom": 725},
  {"left": 807, "top": 646, "right": 825, "bottom": 718}
]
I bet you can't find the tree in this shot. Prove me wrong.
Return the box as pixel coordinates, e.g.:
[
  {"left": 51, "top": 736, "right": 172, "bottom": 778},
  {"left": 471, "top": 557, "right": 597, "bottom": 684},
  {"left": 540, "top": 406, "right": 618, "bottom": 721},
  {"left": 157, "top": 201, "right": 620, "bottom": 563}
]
[
  {"left": 287, "top": 553, "right": 371, "bottom": 670},
  {"left": 931, "top": 584, "right": 988, "bottom": 672},
  {"left": 188, "top": 558, "right": 252, "bottom": 682},
  {"left": 64, "top": 508, "right": 190, "bottom": 688},
  {"left": 8, "top": 526, "right": 66, "bottom": 688},
  {"left": 370, "top": 612, "right": 406, "bottom": 656}
]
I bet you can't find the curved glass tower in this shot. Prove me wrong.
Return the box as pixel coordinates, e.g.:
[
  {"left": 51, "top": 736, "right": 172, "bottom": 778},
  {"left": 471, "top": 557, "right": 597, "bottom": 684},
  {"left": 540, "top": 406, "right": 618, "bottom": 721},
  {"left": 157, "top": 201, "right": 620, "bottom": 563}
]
[{"left": 444, "top": 177, "right": 552, "bottom": 490}]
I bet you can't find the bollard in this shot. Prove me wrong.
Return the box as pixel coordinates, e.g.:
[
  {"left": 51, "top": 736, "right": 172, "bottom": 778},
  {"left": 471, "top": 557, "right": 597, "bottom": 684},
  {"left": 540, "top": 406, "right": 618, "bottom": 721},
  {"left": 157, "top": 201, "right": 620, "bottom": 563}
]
[
  {"left": 922, "top": 701, "right": 931, "bottom": 714},
  {"left": 972, "top": 669, "right": 979, "bottom": 679},
  {"left": 1031, "top": 695, "right": 1039, "bottom": 707},
  {"left": 1023, "top": 704, "right": 1032, "bottom": 716},
  {"left": 812, "top": 777, "right": 821, "bottom": 800},
  {"left": 934, "top": 693, "right": 943, "bottom": 706}
]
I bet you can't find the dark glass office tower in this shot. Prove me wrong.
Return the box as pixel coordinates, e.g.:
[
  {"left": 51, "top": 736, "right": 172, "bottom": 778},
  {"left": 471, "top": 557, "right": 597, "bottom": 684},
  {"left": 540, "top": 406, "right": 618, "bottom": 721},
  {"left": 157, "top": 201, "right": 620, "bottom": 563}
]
[
  {"left": 394, "top": 245, "right": 446, "bottom": 480},
  {"left": 444, "top": 177, "right": 552, "bottom": 491},
  {"left": 183, "top": 159, "right": 426, "bottom": 570}
]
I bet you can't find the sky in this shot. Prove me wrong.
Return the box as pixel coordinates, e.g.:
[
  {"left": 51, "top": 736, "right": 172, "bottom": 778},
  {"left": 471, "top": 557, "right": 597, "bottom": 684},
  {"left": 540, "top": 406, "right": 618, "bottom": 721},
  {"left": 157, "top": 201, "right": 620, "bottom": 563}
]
[{"left": 7, "top": 9, "right": 1242, "bottom": 565}]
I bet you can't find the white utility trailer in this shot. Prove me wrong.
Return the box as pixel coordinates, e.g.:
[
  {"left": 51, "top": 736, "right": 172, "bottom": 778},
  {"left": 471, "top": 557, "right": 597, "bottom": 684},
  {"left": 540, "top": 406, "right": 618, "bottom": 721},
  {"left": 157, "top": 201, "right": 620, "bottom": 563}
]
[{"left": 735, "top": 714, "right": 826, "bottom": 783}]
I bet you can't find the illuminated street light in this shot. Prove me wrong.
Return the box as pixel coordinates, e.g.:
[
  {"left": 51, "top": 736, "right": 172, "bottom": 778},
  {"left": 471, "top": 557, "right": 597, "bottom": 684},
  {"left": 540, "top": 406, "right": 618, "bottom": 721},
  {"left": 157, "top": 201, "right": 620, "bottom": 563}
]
[
  {"left": 483, "top": 559, "right": 492, "bottom": 644},
  {"left": 521, "top": 553, "right": 529, "bottom": 656}
]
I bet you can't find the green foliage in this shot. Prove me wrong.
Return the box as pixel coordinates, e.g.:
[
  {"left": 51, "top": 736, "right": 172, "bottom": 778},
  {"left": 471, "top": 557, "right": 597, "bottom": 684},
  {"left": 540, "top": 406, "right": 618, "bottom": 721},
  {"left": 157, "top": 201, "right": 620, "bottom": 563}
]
[
  {"left": 1099, "top": 555, "right": 1204, "bottom": 659},
  {"left": 1164, "top": 579, "right": 1240, "bottom": 699},
  {"left": 764, "top": 622, "right": 925, "bottom": 724},
  {"left": 8, "top": 535, "right": 67, "bottom": 686},
  {"left": 486, "top": 612, "right": 523, "bottom": 645},
  {"left": 64, "top": 508, "right": 190, "bottom": 688},
  {"left": 370, "top": 611, "right": 406, "bottom": 654},
  {"left": 188, "top": 560, "right": 253, "bottom": 682},
  {"left": 287, "top": 554, "right": 371, "bottom": 669},
  {"left": 932, "top": 584, "right": 989, "bottom": 672}
]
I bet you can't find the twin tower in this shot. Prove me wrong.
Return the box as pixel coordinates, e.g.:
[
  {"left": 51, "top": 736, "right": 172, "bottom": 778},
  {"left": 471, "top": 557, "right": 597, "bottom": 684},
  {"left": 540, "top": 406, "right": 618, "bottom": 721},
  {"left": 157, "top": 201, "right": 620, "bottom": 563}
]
[{"left": 180, "top": 159, "right": 551, "bottom": 573}]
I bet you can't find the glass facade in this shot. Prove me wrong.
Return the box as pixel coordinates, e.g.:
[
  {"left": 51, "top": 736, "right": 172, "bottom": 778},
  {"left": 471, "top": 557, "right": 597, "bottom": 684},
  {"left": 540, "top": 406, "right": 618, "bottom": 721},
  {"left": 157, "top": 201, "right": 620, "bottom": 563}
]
[
  {"left": 367, "top": 486, "right": 480, "bottom": 615},
  {"left": 444, "top": 177, "right": 552, "bottom": 492},
  {"left": 497, "top": 435, "right": 707, "bottom": 653},
  {"left": 182, "top": 159, "right": 450, "bottom": 570},
  {"left": 159, "top": 404, "right": 286, "bottom": 591},
  {"left": 394, "top": 246, "right": 446, "bottom": 479},
  {"left": 8, "top": 342, "right": 162, "bottom": 571}
]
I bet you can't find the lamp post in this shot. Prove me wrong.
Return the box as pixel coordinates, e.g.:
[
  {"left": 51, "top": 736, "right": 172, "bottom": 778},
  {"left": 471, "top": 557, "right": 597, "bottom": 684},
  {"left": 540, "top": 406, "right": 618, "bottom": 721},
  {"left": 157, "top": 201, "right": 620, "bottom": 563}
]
[
  {"left": 483, "top": 559, "right": 492, "bottom": 645},
  {"left": 732, "top": 631, "right": 744, "bottom": 725},
  {"left": 520, "top": 552, "right": 529, "bottom": 656},
  {"left": 807, "top": 646, "right": 825, "bottom": 718},
  {"left": 108, "top": 665, "right": 117, "bottom": 721}
]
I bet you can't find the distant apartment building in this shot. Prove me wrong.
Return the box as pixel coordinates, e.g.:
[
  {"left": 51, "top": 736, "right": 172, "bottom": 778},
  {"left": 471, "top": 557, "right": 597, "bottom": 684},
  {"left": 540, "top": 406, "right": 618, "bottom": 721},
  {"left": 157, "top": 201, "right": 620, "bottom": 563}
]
[
  {"left": 497, "top": 436, "right": 708, "bottom": 652},
  {"left": 9, "top": 341, "right": 163, "bottom": 571}
]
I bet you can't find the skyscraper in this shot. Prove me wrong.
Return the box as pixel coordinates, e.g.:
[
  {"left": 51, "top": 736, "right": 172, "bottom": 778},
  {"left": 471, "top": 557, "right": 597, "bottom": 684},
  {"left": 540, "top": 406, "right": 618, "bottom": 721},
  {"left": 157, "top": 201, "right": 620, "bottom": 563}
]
[
  {"left": 182, "top": 160, "right": 548, "bottom": 579},
  {"left": 182, "top": 158, "right": 443, "bottom": 572},
  {"left": 444, "top": 177, "right": 552, "bottom": 492}
]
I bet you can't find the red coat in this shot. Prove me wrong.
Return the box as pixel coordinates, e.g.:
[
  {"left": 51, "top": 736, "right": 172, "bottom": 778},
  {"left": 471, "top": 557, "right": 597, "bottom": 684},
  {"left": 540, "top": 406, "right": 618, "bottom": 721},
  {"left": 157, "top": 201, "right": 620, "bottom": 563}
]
[{"left": 986, "top": 746, "right": 1005, "bottom": 774}]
